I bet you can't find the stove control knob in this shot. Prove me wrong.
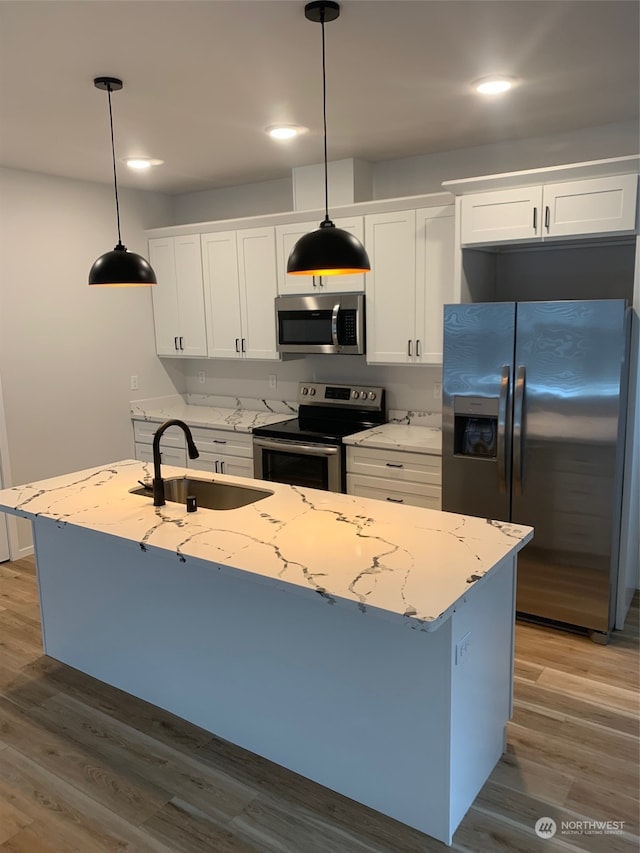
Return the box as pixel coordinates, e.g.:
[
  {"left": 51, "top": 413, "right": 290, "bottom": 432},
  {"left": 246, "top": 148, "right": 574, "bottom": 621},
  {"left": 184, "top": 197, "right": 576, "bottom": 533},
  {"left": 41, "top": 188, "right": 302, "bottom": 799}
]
[
  {"left": 361, "top": 390, "right": 368, "bottom": 398},
  {"left": 368, "top": 391, "right": 376, "bottom": 400},
  {"left": 301, "top": 387, "right": 308, "bottom": 395},
  {"left": 352, "top": 390, "right": 360, "bottom": 399},
  {"left": 309, "top": 387, "right": 316, "bottom": 396}
]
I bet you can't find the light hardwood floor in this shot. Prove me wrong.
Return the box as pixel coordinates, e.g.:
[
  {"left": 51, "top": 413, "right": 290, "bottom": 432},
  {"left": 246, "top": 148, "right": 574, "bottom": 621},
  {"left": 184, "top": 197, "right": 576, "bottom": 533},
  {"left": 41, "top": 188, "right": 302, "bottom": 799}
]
[{"left": 0, "top": 556, "right": 637, "bottom": 853}]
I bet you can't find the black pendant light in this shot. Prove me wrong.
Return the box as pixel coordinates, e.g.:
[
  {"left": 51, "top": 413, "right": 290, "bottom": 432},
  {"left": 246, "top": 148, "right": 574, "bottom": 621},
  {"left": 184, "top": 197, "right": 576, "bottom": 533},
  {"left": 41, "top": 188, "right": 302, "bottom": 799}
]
[
  {"left": 287, "top": 1, "right": 370, "bottom": 277},
  {"left": 89, "top": 77, "right": 156, "bottom": 287}
]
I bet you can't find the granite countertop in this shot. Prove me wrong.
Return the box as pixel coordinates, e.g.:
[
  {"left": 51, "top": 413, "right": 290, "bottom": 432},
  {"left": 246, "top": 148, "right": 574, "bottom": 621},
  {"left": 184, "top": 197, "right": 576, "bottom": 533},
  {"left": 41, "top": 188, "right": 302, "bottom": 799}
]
[
  {"left": 130, "top": 395, "right": 297, "bottom": 433},
  {"left": 0, "top": 460, "right": 532, "bottom": 633},
  {"left": 344, "top": 423, "right": 442, "bottom": 455}
]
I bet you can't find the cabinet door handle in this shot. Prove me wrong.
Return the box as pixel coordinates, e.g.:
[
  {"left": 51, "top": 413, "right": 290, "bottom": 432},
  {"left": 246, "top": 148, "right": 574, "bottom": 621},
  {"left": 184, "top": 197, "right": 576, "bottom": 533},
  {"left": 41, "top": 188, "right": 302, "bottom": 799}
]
[
  {"left": 386, "top": 462, "right": 404, "bottom": 468},
  {"left": 544, "top": 205, "right": 550, "bottom": 231},
  {"left": 533, "top": 207, "right": 537, "bottom": 231},
  {"left": 241, "top": 338, "right": 246, "bottom": 353},
  {"left": 416, "top": 339, "right": 421, "bottom": 357},
  {"left": 407, "top": 339, "right": 412, "bottom": 357},
  {"left": 235, "top": 338, "right": 240, "bottom": 353},
  {"left": 220, "top": 461, "right": 225, "bottom": 474},
  {"left": 214, "top": 460, "right": 219, "bottom": 473},
  {"left": 179, "top": 336, "right": 184, "bottom": 351},
  {"left": 174, "top": 336, "right": 179, "bottom": 351},
  {"left": 386, "top": 496, "right": 404, "bottom": 503}
]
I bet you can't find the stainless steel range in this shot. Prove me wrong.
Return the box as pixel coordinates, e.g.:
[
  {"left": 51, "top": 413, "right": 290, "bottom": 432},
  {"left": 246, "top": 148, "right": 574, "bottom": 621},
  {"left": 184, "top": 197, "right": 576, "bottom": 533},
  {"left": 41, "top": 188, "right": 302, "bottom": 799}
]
[{"left": 253, "top": 382, "right": 386, "bottom": 493}]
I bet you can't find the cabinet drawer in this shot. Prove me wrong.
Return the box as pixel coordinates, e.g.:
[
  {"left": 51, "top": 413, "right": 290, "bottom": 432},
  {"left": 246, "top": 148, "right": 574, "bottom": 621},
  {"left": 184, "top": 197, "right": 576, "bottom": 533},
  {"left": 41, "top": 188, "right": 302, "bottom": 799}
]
[
  {"left": 135, "top": 442, "right": 187, "bottom": 467},
  {"left": 347, "top": 473, "right": 441, "bottom": 510},
  {"left": 133, "top": 420, "right": 186, "bottom": 448},
  {"left": 346, "top": 446, "right": 441, "bottom": 485},
  {"left": 189, "top": 427, "right": 253, "bottom": 458}
]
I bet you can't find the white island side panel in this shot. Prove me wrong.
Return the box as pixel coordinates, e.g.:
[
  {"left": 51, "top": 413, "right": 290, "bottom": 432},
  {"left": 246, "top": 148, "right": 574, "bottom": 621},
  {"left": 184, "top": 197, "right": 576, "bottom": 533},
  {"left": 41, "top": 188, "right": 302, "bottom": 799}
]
[{"left": 33, "top": 517, "right": 457, "bottom": 842}]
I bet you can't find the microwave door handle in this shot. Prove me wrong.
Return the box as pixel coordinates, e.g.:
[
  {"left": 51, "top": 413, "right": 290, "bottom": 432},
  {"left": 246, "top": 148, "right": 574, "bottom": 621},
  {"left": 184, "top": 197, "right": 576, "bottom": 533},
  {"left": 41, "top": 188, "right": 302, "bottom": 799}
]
[{"left": 331, "top": 303, "right": 340, "bottom": 348}]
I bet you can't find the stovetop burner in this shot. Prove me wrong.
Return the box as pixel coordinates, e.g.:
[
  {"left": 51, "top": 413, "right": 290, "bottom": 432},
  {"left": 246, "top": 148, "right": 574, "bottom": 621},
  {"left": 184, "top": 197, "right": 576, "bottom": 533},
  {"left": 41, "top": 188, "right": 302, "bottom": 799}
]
[{"left": 253, "top": 382, "right": 386, "bottom": 445}]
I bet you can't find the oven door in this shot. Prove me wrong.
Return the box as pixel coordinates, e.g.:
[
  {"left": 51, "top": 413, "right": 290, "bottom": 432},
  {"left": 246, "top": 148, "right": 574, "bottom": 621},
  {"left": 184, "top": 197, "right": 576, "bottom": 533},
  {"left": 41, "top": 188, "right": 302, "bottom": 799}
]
[{"left": 253, "top": 437, "right": 342, "bottom": 492}]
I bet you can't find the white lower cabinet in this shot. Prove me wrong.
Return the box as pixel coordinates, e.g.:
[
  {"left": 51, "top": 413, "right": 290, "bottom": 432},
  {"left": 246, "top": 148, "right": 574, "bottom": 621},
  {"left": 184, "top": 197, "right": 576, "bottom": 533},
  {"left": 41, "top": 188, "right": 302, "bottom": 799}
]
[
  {"left": 135, "top": 442, "right": 187, "bottom": 468},
  {"left": 346, "top": 446, "right": 441, "bottom": 510},
  {"left": 188, "top": 452, "right": 253, "bottom": 477},
  {"left": 133, "top": 421, "right": 254, "bottom": 478},
  {"left": 187, "top": 427, "right": 253, "bottom": 476}
]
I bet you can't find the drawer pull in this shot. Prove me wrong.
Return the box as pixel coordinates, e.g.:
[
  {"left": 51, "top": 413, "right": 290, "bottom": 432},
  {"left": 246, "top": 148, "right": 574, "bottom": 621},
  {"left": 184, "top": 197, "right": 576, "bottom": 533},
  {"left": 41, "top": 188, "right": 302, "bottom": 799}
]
[
  {"left": 386, "top": 496, "right": 404, "bottom": 503},
  {"left": 213, "top": 439, "right": 227, "bottom": 444},
  {"left": 386, "top": 462, "right": 404, "bottom": 468}
]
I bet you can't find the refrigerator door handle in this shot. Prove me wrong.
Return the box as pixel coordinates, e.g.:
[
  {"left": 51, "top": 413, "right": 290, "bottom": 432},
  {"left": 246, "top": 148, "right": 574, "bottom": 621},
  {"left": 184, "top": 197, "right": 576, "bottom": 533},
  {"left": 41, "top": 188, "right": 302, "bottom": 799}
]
[
  {"left": 513, "top": 364, "right": 526, "bottom": 496},
  {"left": 497, "top": 365, "right": 510, "bottom": 494}
]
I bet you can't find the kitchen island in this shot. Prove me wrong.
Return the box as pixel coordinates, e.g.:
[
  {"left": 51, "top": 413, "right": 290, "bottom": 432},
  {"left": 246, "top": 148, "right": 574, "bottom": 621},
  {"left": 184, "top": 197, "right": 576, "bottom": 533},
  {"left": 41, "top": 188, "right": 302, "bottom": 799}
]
[{"left": 0, "top": 460, "right": 532, "bottom": 845}]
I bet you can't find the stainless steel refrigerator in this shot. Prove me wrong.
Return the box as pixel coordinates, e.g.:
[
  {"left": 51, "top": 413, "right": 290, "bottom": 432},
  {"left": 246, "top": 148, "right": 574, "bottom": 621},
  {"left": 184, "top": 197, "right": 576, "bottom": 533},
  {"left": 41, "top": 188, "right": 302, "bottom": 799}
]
[{"left": 442, "top": 300, "right": 630, "bottom": 640}]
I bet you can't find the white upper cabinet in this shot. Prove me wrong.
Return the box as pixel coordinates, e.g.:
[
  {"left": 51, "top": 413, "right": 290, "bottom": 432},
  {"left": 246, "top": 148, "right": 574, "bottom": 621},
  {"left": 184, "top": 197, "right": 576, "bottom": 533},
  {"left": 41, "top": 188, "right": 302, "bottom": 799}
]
[
  {"left": 275, "top": 216, "right": 366, "bottom": 295},
  {"left": 459, "top": 174, "right": 638, "bottom": 246},
  {"left": 201, "top": 231, "right": 243, "bottom": 359},
  {"left": 364, "top": 210, "right": 416, "bottom": 364},
  {"left": 365, "top": 206, "right": 455, "bottom": 365},
  {"left": 148, "top": 236, "right": 208, "bottom": 357},
  {"left": 202, "top": 226, "right": 279, "bottom": 361},
  {"left": 415, "top": 207, "right": 456, "bottom": 364}
]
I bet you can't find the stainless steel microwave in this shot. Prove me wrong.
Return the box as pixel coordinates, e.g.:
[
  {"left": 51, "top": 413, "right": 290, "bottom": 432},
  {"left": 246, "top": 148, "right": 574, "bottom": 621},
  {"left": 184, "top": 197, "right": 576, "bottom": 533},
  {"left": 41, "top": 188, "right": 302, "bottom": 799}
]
[{"left": 275, "top": 293, "right": 365, "bottom": 355}]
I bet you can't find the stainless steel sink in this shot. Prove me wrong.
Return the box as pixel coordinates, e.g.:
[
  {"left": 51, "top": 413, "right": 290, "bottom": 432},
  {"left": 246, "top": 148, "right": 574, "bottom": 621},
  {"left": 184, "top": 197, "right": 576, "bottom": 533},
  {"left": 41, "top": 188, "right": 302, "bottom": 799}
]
[{"left": 130, "top": 477, "right": 273, "bottom": 510}]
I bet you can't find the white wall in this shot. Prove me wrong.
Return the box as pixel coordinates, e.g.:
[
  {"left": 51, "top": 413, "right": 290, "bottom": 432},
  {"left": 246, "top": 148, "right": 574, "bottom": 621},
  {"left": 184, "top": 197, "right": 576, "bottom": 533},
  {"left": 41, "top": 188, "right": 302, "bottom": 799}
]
[
  {"left": 173, "top": 121, "right": 639, "bottom": 223},
  {"left": 0, "top": 167, "right": 184, "bottom": 553},
  {"left": 373, "top": 121, "right": 640, "bottom": 198},
  {"left": 172, "top": 176, "right": 292, "bottom": 226}
]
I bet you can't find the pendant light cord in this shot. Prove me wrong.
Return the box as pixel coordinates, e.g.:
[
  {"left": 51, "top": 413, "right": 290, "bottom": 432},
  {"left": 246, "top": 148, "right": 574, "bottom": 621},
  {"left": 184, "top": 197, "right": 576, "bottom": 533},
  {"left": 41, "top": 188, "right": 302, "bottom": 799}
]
[
  {"left": 320, "top": 8, "right": 331, "bottom": 226},
  {"left": 106, "top": 83, "right": 123, "bottom": 248}
]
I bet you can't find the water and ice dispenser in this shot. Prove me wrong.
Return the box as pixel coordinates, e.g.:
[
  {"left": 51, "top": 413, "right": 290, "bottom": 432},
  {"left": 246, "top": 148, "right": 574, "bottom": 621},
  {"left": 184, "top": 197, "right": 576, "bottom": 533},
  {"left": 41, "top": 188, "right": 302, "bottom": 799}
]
[{"left": 453, "top": 397, "right": 498, "bottom": 458}]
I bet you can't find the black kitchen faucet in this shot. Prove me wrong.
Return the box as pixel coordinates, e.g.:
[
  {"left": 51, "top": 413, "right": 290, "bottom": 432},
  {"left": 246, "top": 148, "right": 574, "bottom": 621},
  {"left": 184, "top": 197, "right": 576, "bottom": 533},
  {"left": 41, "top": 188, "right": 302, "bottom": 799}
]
[{"left": 152, "top": 419, "right": 199, "bottom": 506}]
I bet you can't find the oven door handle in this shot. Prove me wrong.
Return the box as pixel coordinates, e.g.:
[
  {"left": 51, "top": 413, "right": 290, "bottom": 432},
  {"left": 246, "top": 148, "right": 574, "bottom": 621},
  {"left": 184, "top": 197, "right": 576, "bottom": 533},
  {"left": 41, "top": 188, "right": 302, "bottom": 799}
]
[
  {"left": 253, "top": 437, "right": 339, "bottom": 457},
  {"left": 331, "top": 303, "right": 340, "bottom": 349}
]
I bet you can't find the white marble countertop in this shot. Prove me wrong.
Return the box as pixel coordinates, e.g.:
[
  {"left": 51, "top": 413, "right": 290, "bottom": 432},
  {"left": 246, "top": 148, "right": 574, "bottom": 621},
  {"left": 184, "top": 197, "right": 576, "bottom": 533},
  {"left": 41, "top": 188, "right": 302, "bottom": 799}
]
[
  {"left": 0, "top": 461, "right": 532, "bottom": 632},
  {"left": 130, "top": 395, "right": 297, "bottom": 433},
  {"left": 344, "top": 423, "right": 442, "bottom": 455}
]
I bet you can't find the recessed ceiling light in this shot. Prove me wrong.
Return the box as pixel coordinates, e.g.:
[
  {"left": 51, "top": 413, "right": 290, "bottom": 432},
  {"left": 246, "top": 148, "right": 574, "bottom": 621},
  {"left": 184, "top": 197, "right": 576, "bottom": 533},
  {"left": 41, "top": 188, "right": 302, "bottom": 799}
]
[
  {"left": 474, "top": 77, "right": 516, "bottom": 95},
  {"left": 265, "top": 125, "right": 308, "bottom": 140},
  {"left": 124, "top": 158, "right": 164, "bottom": 170}
]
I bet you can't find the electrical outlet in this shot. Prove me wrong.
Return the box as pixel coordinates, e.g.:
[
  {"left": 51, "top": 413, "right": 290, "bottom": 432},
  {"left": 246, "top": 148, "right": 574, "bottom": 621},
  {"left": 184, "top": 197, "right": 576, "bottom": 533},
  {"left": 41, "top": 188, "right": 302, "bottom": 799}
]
[
  {"left": 433, "top": 382, "right": 442, "bottom": 400},
  {"left": 198, "top": 371, "right": 206, "bottom": 384},
  {"left": 455, "top": 631, "right": 471, "bottom": 665},
  {"left": 130, "top": 375, "right": 139, "bottom": 391},
  {"left": 268, "top": 374, "right": 277, "bottom": 390}
]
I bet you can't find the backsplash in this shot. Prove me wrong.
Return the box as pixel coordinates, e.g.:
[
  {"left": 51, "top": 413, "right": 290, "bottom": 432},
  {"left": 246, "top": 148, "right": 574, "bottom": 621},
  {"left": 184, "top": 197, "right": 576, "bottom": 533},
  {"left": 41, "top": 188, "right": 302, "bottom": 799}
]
[
  {"left": 186, "top": 394, "right": 298, "bottom": 414},
  {"left": 388, "top": 409, "right": 441, "bottom": 428}
]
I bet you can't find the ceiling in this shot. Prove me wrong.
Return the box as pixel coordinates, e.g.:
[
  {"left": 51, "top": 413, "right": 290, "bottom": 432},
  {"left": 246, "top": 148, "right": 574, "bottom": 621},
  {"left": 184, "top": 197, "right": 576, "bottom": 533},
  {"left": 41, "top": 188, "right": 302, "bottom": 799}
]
[{"left": 0, "top": 0, "right": 638, "bottom": 196}]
